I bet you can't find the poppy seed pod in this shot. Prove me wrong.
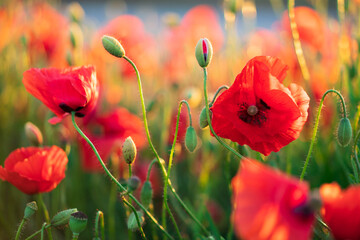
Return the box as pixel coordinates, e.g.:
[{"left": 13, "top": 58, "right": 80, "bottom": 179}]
[
  {"left": 185, "top": 126, "right": 197, "bottom": 152},
  {"left": 102, "top": 35, "right": 125, "bottom": 58},
  {"left": 337, "top": 117, "right": 352, "bottom": 147},
  {"left": 127, "top": 176, "right": 141, "bottom": 192},
  {"left": 24, "top": 201, "right": 38, "bottom": 220},
  {"left": 195, "top": 38, "right": 213, "bottom": 68},
  {"left": 199, "top": 107, "right": 209, "bottom": 129},
  {"left": 140, "top": 181, "right": 153, "bottom": 209},
  {"left": 51, "top": 208, "right": 78, "bottom": 227},
  {"left": 69, "top": 211, "right": 88, "bottom": 236},
  {"left": 122, "top": 136, "right": 137, "bottom": 165}
]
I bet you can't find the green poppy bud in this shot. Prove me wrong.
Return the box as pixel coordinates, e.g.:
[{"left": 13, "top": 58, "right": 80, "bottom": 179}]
[
  {"left": 127, "top": 211, "right": 144, "bottom": 231},
  {"left": 195, "top": 38, "right": 213, "bottom": 68},
  {"left": 67, "top": 2, "right": 85, "bottom": 23},
  {"left": 24, "top": 201, "right": 38, "bottom": 220},
  {"left": 140, "top": 181, "right": 153, "bottom": 209},
  {"left": 337, "top": 117, "right": 352, "bottom": 147},
  {"left": 51, "top": 208, "right": 78, "bottom": 227},
  {"left": 69, "top": 211, "right": 88, "bottom": 237},
  {"left": 199, "top": 107, "right": 209, "bottom": 129},
  {"left": 185, "top": 126, "right": 197, "bottom": 152},
  {"left": 122, "top": 136, "right": 137, "bottom": 165},
  {"left": 102, "top": 35, "right": 125, "bottom": 58},
  {"left": 127, "top": 176, "right": 141, "bottom": 192}
]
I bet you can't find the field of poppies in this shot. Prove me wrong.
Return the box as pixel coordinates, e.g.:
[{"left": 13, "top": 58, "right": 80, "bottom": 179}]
[{"left": 1, "top": 0, "right": 360, "bottom": 239}]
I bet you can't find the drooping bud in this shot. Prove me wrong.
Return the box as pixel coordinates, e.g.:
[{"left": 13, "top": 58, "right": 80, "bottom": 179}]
[
  {"left": 51, "top": 208, "right": 78, "bottom": 227},
  {"left": 122, "top": 136, "right": 137, "bottom": 164},
  {"left": 25, "top": 122, "right": 43, "bottom": 146},
  {"left": 127, "top": 211, "right": 144, "bottom": 231},
  {"left": 24, "top": 201, "right": 38, "bottom": 220},
  {"left": 337, "top": 117, "right": 352, "bottom": 147},
  {"left": 185, "top": 126, "right": 197, "bottom": 152},
  {"left": 140, "top": 181, "right": 153, "bottom": 209},
  {"left": 199, "top": 107, "right": 209, "bottom": 129},
  {"left": 69, "top": 211, "right": 88, "bottom": 237},
  {"left": 195, "top": 38, "right": 213, "bottom": 68},
  {"left": 102, "top": 35, "right": 125, "bottom": 58},
  {"left": 127, "top": 176, "right": 141, "bottom": 192}
]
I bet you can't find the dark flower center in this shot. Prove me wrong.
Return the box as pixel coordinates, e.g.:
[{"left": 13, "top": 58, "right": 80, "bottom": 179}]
[
  {"left": 237, "top": 99, "right": 270, "bottom": 127},
  {"left": 292, "top": 201, "right": 315, "bottom": 222},
  {"left": 59, "top": 103, "right": 85, "bottom": 117}
]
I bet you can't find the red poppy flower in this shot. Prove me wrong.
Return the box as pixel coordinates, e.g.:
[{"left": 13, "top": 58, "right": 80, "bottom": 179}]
[
  {"left": 320, "top": 183, "right": 360, "bottom": 240},
  {"left": 210, "top": 56, "right": 310, "bottom": 155},
  {"left": 232, "top": 159, "right": 314, "bottom": 240},
  {"left": 78, "top": 107, "right": 146, "bottom": 171},
  {"left": 0, "top": 146, "right": 68, "bottom": 194},
  {"left": 23, "top": 65, "right": 99, "bottom": 123},
  {"left": 168, "top": 106, "right": 189, "bottom": 145}
]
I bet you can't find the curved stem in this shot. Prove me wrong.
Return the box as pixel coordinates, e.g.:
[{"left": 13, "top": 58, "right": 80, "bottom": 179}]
[
  {"left": 37, "top": 194, "right": 52, "bottom": 240},
  {"left": 25, "top": 224, "right": 51, "bottom": 240},
  {"left": 203, "top": 68, "right": 244, "bottom": 159},
  {"left": 162, "top": 100, "right": 190, "bottom": 239},
  {"left": 40, "top": 222, "right": 47, "bottom": 240},
  {"left": 94, "top": 211, "right": 105, "bottom": 240},
  {"left": 300, "top": 89, "right": 347, "bottom": 180},
  {"left": 288, "top": 0, "right": 310, "bottom": 81},
  {"left": 15, "top": 218, "right": 27, "bottom": 240},
  {"left": 123, "top": 198, "right": 147, "bottom": 240},
  {"left": 123, "top": 55, "right": 210, "bottom": 236},
  {"left": 71, "top": 112, "right": 174, "bottom": 240},
  {"left": 146, "top": 159, "right": 158, "bottom": 181},
  {"left": 210, "top": 85, "right": 229, "bottom": 106}
]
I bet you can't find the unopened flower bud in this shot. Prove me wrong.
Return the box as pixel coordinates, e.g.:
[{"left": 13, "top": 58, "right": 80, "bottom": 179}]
[
  {"left": 69, "top": 211, "right": 88, "bottom": 236},
  {"left": 199, "top": 107, "right": 209, "bottom": 129},
  {"left": 127, "top": 176, "right": 141, "bottom": 191},
  {"left": 25, "top": 122, "right": 43, "bottom": 146},
  {"left": 140, "top": 181, "right": 153, "bottom": 209},
  {"left": 24, "top": 201, "right": 38, "bottom": 220},
  {"left": 122, "top": 137, "right": 137, "bottom": 164},
  {"left": 185, "top": 126, "right": 197, "bottom": 152},
  {"left": 51, "top": 208, "right": 78, "bottom": 227},
  {"left": 337, "top": 117, "right": 352, "bottom": 147},
  {"left": 127, "top": 211, "right": 144, "bottom": 231},
  {"left": 102, "top": 35, "right": 125, "bottom": 58},
  {"left": 195, "top": 38, "right": 213, "bottom": 68},
  {"left": 68, "top": 2, "right": 85, "bottom": 23},
  {"left": 69, "top": 23, "right": 83, "bottom": 49}
]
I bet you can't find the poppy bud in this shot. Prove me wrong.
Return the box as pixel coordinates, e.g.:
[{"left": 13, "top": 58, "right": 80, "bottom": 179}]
[
  {"left": 199, "top": 107, "right": 209, "bottom": 129},
  {"left": 140, "top": 181, "right": 153, "bottom": 209},
  {"left": 69, "top": 211, "right": 88, "bottom": 237},
  {"left": 127, "top": 211, "right": 144, "bottom": 231},
  {"left": 51, "top": 208, "right": 78, "bottom": 227},
  {"left": 67, "top": 2, "right": 85, "bottom": 23},
  {"left": 185, "top": 126, "right": 197, "bottom": 152},
  {"left": 127, "top": 176, "right": 141, "bottom": 192},
  {"left": 337, "top": 117, "right": 352, "bottom": 147},
  {"left": 122, "top": 136, "right": 137, "bottom": 165},
  {"left": 24, "top": 201, "right": 38, "bottom": 220},
  {"left": 69, "top": 23, "right": 83, "bottom": 49},
  {"left": 195, "top": 38, "right": 213, "bottom": 68},
  {"left": 102, "top": 35, "right": 125, "bottom": 58},
  {"left": 25, "top": 122, "right": 43, "bottom": 146}
]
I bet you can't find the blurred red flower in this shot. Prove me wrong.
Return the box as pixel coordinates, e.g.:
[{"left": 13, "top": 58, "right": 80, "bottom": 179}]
[
  {"left": 211, "top": 56, "right": 309, "bottom": 155},
  {"left": 168, "top": 106, "right": 189, "bottom": 145},
  {"left": 0, "top": 146, "right": 68, "bottom": 195},
  {"left": 232, "top": 159, "right": 314, "bottom": 240},
  {"left": 320, "top": 183, "right": 360, "bottom": 240},
  {"left": 26, "top": 3, "right": 70, "bottom": 67},
  {"left": 281, "top": 7, "right": 325, "bottom": 52},
  {"left": 78, "top": 107, "right": 146, "bottom": 171},
  {"left": 23, "top": 65, "right": 99, "bottom": 123}
]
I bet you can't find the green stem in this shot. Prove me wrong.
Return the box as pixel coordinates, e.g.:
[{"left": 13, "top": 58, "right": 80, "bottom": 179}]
[
  {"left": 94, "top": 211, "right": 105, "bottom": 240},
  {"left": 129, "top": 164, "right": 132, "bottom": 178},
  {"left": 72, "top": 233, "right": 79, "bottom": 240},
  {"left": 300, "top": 89, "right": 347, "bottom": 180},
  {"left": 210, "top": 85, "right": 229, "bottom": 106},
  {"left": 37, "top": 194, "right": 52, "bottom": 240},
  {"left": 123, "top": 55, "right": 210, "bottom": 236},
  {"left": 25, "top": 224, "right": 51, "bottom": 240},
  {"left": 146, "top": 159, "right": 158, "bottom": 181},
  {"left": 203, "top": 68, "right": 244, "bottom": 159},
  {"left": 40, "top": 223, "right": 47, "bottom": 240},
  {"left": 352, "top": 130, "right": 360, "bottom": 182},
  {"left": 162, "top": 100, "right": 190, "bottom": 240},
  {"left": 15, "top": 218, "right": 27, "bottom": 240},
  {"left": 123, "top": 198, "right": 147, "bottom": 240},
  {"left": 71, "top": 112, "right": 173, "bottom": 240}
]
